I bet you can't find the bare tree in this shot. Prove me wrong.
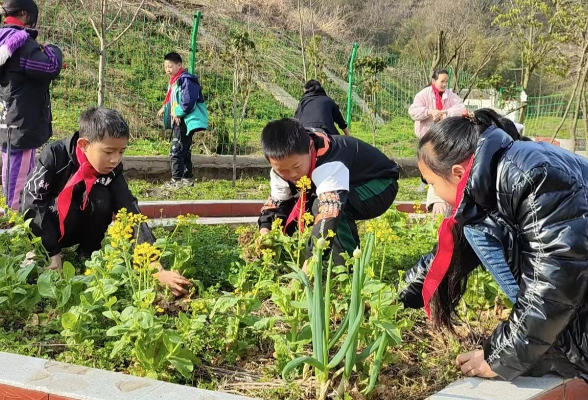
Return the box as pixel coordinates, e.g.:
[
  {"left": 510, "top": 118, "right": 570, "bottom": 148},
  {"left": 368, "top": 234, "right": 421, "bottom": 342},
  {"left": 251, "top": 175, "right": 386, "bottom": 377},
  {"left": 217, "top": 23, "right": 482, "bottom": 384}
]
[
  {"left": 583, "top": 90, "right": 588, "bottom": 154},
  {"left": 460, "top": 39, "right": 505, "bottom": 100},
  {"left": 221, "top": 31, "right": 257, "bottom": 186},
  {"left": 66, "top": 0, "right": 146, "bottom": 106},
  {"left": 408, "top": 0, "right": 485, "bottom": 81},
  {"left": 492, "top": 0, "right": 566, "bottom": 123},
  {"left": 297, "top": 0, "right": 307, "bottom": 81},
  {"left": 549, "top": 0, "right": 588, "bottom": 145}
]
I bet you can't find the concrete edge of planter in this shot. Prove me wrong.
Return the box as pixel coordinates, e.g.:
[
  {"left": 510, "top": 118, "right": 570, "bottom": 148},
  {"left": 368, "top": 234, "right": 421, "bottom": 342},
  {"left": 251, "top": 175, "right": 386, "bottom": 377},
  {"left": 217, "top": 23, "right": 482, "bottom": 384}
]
[
  {"left": 0, "top": 351, "right": 256, "bottom": 400},
  {"left": 0, "top": 201, "right": 425, "bottom": 219},
  {"left": 121, "top": 155, "right": 421, "bottom": 179},
  {"left": 0, "top": 351, "right": 586, "bottom": 400},
  {"left": 136, "top": 200, "right": 426, "bottom": 219},
  {"left": 426, "top": 375, "right": 588, "bottom": 400}
]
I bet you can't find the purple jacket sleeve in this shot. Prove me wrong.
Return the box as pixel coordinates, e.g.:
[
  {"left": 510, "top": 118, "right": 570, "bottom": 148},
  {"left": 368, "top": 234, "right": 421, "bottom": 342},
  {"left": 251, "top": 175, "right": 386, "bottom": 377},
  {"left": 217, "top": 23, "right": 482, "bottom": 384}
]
[{"left": 20, "top": 43, "right": 62, "bottom": 81}]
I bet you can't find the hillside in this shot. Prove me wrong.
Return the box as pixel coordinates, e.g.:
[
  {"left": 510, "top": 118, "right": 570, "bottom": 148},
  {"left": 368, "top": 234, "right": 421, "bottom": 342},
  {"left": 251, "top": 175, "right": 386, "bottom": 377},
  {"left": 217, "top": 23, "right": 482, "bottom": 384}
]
[
  {"left": 36, "top": 0, "right": 577, "bottom": 157},
  {"left": 35, "top": 0, "right": 437, "bottom": 157}
]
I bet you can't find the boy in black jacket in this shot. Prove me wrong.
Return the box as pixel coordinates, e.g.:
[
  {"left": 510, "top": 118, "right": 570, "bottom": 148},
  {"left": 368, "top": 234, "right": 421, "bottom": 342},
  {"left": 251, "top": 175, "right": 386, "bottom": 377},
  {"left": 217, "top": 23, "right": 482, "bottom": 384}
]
[
  {"left": 259, "top": 118, "right": 399, "bottom": 265},
  {"left": 20, "top": 107, "right": 191, "bottom": 296}
]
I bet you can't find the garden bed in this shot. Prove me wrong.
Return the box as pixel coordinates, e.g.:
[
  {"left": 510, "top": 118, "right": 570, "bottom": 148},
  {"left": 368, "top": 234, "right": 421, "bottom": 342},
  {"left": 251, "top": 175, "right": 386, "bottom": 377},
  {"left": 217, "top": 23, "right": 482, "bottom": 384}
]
[
  {"left": 0, "top": 205, "right": 509, "bottom": 400},
  {"left": 127, "top": 177, "right": 426, "bottom": 203}
]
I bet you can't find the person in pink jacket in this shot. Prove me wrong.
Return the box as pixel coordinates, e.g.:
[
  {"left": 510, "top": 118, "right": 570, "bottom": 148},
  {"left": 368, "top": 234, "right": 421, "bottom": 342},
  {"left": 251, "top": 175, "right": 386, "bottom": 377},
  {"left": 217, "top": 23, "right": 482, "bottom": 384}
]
[{"left": 409, "top": 69, "right": 466, "bottom": 215}]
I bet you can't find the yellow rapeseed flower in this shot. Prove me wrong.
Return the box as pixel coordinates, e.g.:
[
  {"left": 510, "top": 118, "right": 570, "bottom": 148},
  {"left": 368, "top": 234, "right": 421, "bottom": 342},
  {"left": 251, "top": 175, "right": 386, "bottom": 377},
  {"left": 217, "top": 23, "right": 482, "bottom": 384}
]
[
  {"left": 302, "top": 212, "right": 314, "bottom": 226},
  {"left": 271, "top": 218, "right": 283, "bottom": 231},
  {"left": 133, "top": 243, "right": 161, "bottom": 271},
  {"left": 296, "top": 175, "right": 312, "bottom": 191},
  {"left": 261, "top": 248, "right": 276, "bottom": 266}
]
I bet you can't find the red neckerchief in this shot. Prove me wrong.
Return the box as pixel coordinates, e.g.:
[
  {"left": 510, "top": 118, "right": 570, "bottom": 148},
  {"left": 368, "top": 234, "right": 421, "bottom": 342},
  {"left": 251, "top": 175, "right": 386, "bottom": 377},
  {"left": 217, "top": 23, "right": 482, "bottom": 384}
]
[
  {"left": 57, "top": 146, "right": 100, "bottom": 241},
  {"left": 4, "top": 16, "right": 24, "bottom": 27},
  {"left": 431, "top": 84, "right": 444, "bottom": 111},
  {"left": 163, "top": 68, "right": 184, "bottom": 105},
  {"left": 284, "top": 142, "right": 317, "bottom": 234},
  {"left": 283, "top": 131, "right": 331, "bottom": 233},
  {"left": 422, "top": 155, "right": 475, "bottom": 318}
]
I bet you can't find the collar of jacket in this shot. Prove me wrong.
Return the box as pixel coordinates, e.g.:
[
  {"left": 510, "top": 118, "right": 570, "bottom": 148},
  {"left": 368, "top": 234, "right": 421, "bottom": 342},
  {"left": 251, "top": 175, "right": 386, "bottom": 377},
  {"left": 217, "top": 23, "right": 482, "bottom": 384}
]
[
  {"left": 2, "top": 24, "right": 37, "bottom": 39},
  {"left": 303, "top": 86, "right": 327, "bottom": 97},
  {"left": 308, "top": 128, "right": 331, "bottom": 159},
  {"left": 454, "top": 126, "right": 514, "bottom": 227}
]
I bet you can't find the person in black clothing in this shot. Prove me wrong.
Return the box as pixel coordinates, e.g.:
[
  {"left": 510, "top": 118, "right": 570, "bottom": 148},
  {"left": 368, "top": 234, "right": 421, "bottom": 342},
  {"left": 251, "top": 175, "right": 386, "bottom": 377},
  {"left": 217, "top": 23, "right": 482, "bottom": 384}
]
[
  {"left": 399, "top": 109, "right": 588, "bottom": 381},
  {"left": 20, "top": 107, "right": 192, "bottom": 296},
  {"left": 294, "top": 80, "right": 350, "bottom": 136},
  {"left": 0, "top": 0, "right": 62, "bottom": 210},
  {"left": 258, "top": 118, "right": 398, "bottom": 265}
]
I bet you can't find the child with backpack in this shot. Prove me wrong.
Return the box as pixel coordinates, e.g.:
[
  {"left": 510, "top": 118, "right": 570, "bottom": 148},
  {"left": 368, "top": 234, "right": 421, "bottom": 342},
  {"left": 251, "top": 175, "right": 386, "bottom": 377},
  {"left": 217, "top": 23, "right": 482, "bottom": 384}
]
[{"left": 157, "top": 52, "right": 208, "bottom": 188}]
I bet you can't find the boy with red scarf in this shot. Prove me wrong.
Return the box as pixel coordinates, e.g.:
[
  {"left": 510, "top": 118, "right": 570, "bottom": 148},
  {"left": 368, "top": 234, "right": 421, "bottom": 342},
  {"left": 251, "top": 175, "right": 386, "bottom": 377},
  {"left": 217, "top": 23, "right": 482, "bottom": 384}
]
[
  {"left": 20, "top": 107, "right": 192, "bottom": 296},
  {"left": 157, "top": 52, "right": 208, "bottom": 187},
  {"left": 258, "top": 119, "right": 399, "bottom": 266},
  {"left": 0, "top": 0, "right": 62, "bottom": 210}
]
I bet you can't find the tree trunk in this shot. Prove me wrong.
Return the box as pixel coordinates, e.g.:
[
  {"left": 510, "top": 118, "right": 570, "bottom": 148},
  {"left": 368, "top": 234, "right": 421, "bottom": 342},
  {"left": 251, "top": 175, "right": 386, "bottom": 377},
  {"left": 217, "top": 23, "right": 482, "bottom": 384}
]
[
  {"left": 583, "top": 88, "right": 588, "bottom": 158},
  {"left": 570, "top": 78, "right": 586, "bottom": 153},
  {"left": 298, "top": 0, "right": 307, "bottom": 82},
  {"left": 452, "top": 50, "right": 461, "bottom": 93},
  {"left": 371, "top": 89, "right": 377, "bottom": 146},
  {"left": 232, "top": 58, "right": 238, "bottom": 187},
  {"left": 518, "top": 66, "right": 531, "bottom": 124},
  {"left": 98, "top": 0, "right": 107, "bottom": 106},
  {"left": 430, "top": 30, "right": 444, "bottom": 74},
  {"left": 551, "top": 39, "right": 588, "bottom": 142},
  {"left": 97, "top": 45, "right": 106, "bottom": 106},
  {"left": 309, "top": 0, "right": 315, "bottom": 37}
]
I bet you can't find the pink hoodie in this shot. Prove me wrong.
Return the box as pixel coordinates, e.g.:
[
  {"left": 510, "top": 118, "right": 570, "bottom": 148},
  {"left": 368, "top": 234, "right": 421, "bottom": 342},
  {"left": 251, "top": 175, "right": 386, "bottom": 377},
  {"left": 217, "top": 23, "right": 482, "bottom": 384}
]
[{"left": 408, "top": 86, "right": 466, "bottom": 138}]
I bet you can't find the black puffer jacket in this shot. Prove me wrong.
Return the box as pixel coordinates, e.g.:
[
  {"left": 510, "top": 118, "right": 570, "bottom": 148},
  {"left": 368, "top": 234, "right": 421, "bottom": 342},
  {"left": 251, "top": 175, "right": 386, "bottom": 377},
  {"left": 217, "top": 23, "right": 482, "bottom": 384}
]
[
  {"left": 400, "top": 127, "right": 588, "bottom": 380},
  {"left": 294, "top": 86, "right": 347, "bottom": 135},
  {"left": 0, "top": 24, "right": 63, "bottom": 150}
]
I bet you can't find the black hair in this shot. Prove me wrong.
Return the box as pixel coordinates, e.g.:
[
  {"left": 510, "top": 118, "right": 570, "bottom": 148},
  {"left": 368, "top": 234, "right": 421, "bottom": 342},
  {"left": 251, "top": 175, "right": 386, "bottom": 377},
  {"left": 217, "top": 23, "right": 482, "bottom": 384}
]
[
  {"left": 499, "top": 117, "right": 531, "bottom": 141},
  {"left": 304, "top": 79, "right": 322, "bottom": 91},
  {"left": 419, "top": 108, "right": 523, "bottom": 329},
  {"left": 2, "top": 0, "right": 38, "bottom": 27},
  {"left": 432, "top": 69, "right": 449, "bottom": 80},
  {"left": 418, "top": 108, "right": 514, "bottom": 180},
  {"left": 261, "top": 118, "right": 310, "bottom": 160},
  {"left": 164, "top": 52, "right": 182, "bottom": 64},
  {"left": 79, "top": 107, "right": 130, "bottom": 143}
]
